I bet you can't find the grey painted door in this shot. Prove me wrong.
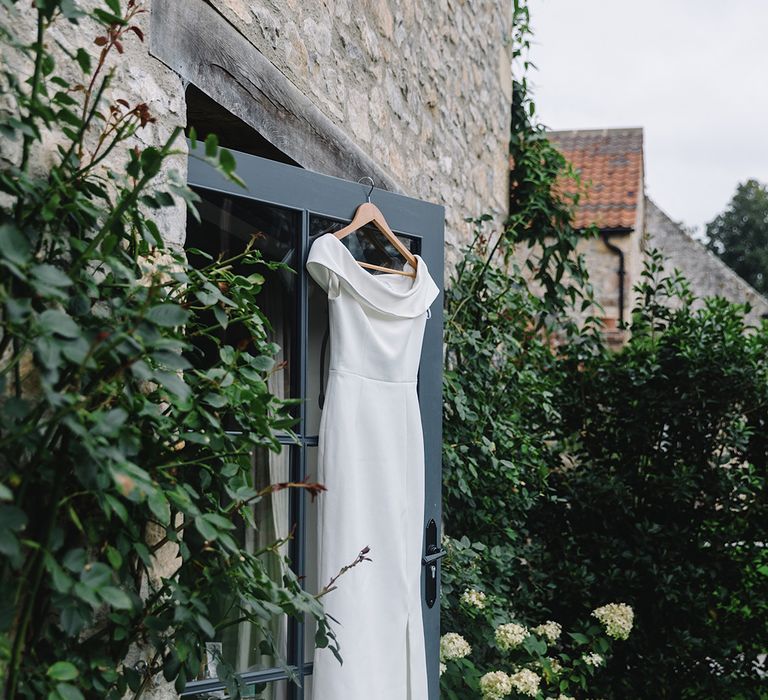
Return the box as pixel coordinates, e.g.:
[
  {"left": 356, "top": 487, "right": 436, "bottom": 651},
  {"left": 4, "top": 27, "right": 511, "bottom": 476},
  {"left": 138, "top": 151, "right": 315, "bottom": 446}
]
[{"left": 184, "top": 145, "right": 444, "bottom": 700}]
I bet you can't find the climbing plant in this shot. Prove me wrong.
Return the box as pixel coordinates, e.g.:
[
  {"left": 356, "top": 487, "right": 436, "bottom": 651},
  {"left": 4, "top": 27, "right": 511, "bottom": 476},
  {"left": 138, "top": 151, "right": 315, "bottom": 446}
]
[{"left": 0, "top": 2, "right": 335, "bottom": 698}]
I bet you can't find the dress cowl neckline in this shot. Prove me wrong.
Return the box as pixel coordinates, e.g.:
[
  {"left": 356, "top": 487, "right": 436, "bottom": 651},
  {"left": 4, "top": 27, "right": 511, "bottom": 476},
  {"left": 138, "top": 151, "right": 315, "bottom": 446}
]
[{"left": 306, "top": 233, "right": 439, "bottom": 319}]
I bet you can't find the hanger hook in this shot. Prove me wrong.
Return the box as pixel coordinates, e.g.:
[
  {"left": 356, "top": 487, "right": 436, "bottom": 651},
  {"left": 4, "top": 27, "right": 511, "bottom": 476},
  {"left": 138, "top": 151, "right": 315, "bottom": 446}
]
[{"left": 358, "top": 176, "right": 375, "bottom": 203}]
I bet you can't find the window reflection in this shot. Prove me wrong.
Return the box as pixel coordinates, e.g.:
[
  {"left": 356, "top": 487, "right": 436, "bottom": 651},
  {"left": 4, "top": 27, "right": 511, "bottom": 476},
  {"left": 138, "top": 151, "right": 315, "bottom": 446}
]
[
  {"left": 309, "top": 215, "right": 416, "bottom": 272},
  {"left": 187, "top": 188, "right": 297, "bottom": 404},
  {"left": 185, "top": 192, "right": 296, "bottom": 696},
  {"left": 186, "top": 450, "right": 291, "bottom": 688}
]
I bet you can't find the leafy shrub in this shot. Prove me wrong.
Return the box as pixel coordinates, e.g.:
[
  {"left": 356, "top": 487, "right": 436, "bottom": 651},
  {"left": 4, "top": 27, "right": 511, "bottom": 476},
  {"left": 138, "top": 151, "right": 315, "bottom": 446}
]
[
  {"left": 534, "top": 255, "right": 768, "bottom": 698},
  {"left": 442, "top": 240, "right": 768, "bottom": 698},
  {"left": 0, "top": 2, "right": 332, "bottom": 698}
]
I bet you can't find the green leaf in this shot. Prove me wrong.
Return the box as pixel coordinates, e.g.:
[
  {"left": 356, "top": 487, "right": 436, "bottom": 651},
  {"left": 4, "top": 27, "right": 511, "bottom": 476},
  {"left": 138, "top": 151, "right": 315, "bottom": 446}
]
[
  {"left": 75, "top": 48, "right": 91, "bottom": 74},
  {"left": 47, "top": 661, "right": 79, "bottom": 681},
  {"left": 0, "top": 505, "right": 27, "bottom": 532},
  {"left": 47, "top": 556, "right": 74, "bottom": 594},
  {"left": 41, "top": 192, "right": 62, "bottom": 221},
  {"left": 60, "top": 0, "right": 84, "bottom": 20},
  {"left": 195, "top": 613, "right": 216, "bottom": 638},
  {"left": 204, "top": 133, "right": 218, "bottom": 158},
  {"left": 203, "top": 513, "right": 236, "bottom": 530},
  {"left": 0, "top": 223, "right": 31, "bottom": 264},
  {"left": 81, "top": 562, "right": 112, "bottom": 589},
  {"left": 99, "top": 586, "right": 134, "bottom": 610},
  {"left": 0, "top": 530, "right": 20, "bottom": 558},
  {"left": 152, "top": 350, "right": 191, "bottom": 370},
  {"left": 39, "top": 309, "right": 80, "bottom": 338},
  {"left": 96, "top": 408, "right": 128, "bottom": 434},
  {"left": 106, "top": 545, "right": 123, "bottom": 569},
  {"left": 219, "top": 148, "right": 236, "bottom": 174},
  {"left": 32, "top": 264, "right": 72, "bottom": 287},
  {"left": 62, "top": 548, "right": 86, "bottom": 573},
  {"left": 55, "top": 683, "right": 84, "bottom": 700},
  {"left": 41, "top": 53, "right": 55, "bottom": 76},
  {"left": 147, "top": 489, "right": 170, "bottom": 523},
  {"left": 104, "top": 494, "right": 128, "bottom": 522},
  {"left": 162, "top": 651, "right": 181, "bottom": 681},
  {"left": 143, "top": 219, "right": 162, "bottom": 246},
  {"left": 153, "top": 370, "right": 191, "bottom": 402},
  {"left": 194, "top": 514, "right": 217, "bottom": 541},
  {"left": 213, "top": 304, "right": 228, "bottom": 329},
  {"left": 140, "top": 147, "right": 163, "bottom": 178},
  {"left": 568, "top": 632, "right": 590, "bottom": 644},
  {"left": 92, "top": 8, "right": 124, "bottom": 25},
  {"left": 155, "top": 191, "right": 174, "bottom": 207},
  {"left": 145, "top": 303, "right": 190, "bottom": 327},
  {"left": 250, "top": 355, "right": 275, "bottom": 372}
]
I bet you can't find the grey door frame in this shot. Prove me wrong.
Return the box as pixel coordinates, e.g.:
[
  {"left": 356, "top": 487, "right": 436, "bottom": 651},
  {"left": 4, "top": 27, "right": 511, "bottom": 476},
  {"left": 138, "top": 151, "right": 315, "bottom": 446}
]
[{"left": 184, "top": 146, "right": 444, "bottom": 699}]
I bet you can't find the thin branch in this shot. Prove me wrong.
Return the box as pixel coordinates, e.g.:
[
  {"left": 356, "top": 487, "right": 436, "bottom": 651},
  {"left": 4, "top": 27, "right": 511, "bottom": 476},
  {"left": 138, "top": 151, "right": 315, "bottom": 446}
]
[{"left": 315, "top": 546, "right": 372, "bottom": 599}]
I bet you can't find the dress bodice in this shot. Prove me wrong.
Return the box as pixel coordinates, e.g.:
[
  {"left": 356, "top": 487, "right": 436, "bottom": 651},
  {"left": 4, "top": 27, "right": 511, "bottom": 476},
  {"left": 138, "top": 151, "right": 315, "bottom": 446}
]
[{"left": 306, "top": 233, "right": 439, "bottom": 383}]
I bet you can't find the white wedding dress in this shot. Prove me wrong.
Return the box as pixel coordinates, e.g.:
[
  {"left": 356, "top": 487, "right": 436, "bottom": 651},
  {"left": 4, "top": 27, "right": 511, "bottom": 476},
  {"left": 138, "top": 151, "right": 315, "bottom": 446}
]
[{"left": 306, "top": 232, "right": 439, "bottom": 700}]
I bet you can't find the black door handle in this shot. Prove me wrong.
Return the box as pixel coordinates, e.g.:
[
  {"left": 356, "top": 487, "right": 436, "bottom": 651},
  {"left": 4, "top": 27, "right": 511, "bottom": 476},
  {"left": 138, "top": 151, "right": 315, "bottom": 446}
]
[
  {"left": 422, "top": 544, "right": 448, "bottom": 566},
  {"left": 422, "top": 519, "right": 445, "bottom": 608}
]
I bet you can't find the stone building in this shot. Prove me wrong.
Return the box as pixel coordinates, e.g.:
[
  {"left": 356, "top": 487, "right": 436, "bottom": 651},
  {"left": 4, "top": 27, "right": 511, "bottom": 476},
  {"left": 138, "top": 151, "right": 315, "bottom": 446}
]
[
  {"left": 149, "top": 0, "right": 513, "bottom": 270},
  {"left": 547, "top": 128, "right": 646, "bottom": 346},
  {"left": 3, "top": 1, "right": 513, "bottom": 699},
  {"left": 548, "top": 127, "right": 768, "bottom": 343},
  {"left": 645, "top": 199, "right": 768, "bottom": 324}
]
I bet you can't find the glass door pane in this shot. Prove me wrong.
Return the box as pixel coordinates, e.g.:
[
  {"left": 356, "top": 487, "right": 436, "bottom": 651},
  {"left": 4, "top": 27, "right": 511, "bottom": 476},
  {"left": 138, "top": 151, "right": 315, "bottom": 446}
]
[
  {"left": 188, "top": 188, "right": 299, "bottom": 409},
  {"left": 190, "top": 447, "right": 291, "bottom": 681},
  {"left": 185, "top": 189, "right": 301, "bottom": 697},
  {"left": 309, "top": 214, "right": 417, "bottom": 271}
]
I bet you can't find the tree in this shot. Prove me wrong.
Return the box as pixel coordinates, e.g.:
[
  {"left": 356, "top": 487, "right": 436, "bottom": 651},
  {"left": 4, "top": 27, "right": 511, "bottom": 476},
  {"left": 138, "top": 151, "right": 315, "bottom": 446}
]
[{"left": 707, "top": 179, "right": 768, "bottom": 295}]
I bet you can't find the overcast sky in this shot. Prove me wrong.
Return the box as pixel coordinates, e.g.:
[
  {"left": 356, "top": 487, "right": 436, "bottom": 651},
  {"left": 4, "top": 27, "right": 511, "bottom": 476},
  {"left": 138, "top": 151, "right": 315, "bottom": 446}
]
[{"left": 530, "top": 0, "right": 768, "bottom": 236}]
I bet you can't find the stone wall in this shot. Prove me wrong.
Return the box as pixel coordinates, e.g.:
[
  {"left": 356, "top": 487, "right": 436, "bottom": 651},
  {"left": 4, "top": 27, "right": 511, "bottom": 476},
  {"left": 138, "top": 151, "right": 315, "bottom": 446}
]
[
  {"left": 572, "top": 197, "right": 645, "bottom": 347},
  {"left": 645, "top": 198, "right": 768, "bottom": 325},
  {"left": 0, "top": 1, "right": 188, "bottom": 248},
  {"left": 208, "top": 0, "right": 513, "bottom": 269}
]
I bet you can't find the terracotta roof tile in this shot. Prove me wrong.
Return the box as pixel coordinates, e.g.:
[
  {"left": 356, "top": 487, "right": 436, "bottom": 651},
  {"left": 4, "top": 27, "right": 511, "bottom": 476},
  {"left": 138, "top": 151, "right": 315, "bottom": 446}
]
[{"left": 545, "top": 128, "right": 644, "bottom": 230}]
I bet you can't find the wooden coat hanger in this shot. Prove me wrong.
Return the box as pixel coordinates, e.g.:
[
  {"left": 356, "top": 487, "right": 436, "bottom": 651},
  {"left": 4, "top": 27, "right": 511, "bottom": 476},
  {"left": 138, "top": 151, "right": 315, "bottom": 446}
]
[{"left": 333, "top": 177, "right": 418, "bottom": 278}]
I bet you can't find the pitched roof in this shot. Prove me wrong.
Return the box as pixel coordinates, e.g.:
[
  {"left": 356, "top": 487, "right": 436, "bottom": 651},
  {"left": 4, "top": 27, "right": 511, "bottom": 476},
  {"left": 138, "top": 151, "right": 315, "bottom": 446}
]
[{"left": 546, "top": 128, "right": 644, "bottom": 230}]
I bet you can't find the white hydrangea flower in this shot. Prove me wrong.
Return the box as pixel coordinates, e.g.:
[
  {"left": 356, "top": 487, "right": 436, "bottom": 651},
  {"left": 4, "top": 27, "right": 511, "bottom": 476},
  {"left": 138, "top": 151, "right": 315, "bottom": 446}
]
[
  {"left": 495, "top": 622, "right": 529, "bottom": 651},
  {"left": 532, "top": 620, "right": 562, "bottom": 643},
  {"left": 592, "top": 603, "right": 634, "bottom": 640},
  {"left": 440, "top": 632, "right": 471, "bottom": 661},
  {"left": 557, "top": 694, "right": 576, "bottom": 700},
  {"left": 460, "top": 588, "right": 487, "bottom": 609},
  {"left": 545, "top": 656, "right": 562, "bottom": 674},
  {"left": 479, "top": 670, "right": 512, "bottom": 700},
  {"left": 583, "top": 652, "right": 604, "bottom": 667},
  {"left": 439, "top": 662, "right": 447, "bottom": 676},
  {"left": 509, "top": 668, "right": 541, "bottom": 697}
]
